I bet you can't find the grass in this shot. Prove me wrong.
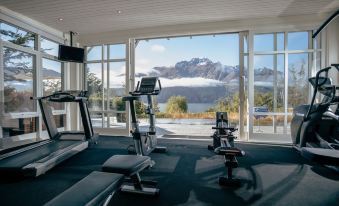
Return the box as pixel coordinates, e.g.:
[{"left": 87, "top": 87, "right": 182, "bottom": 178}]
[{"left": 149, "top": 111, "right": 292, "bottom": 126}]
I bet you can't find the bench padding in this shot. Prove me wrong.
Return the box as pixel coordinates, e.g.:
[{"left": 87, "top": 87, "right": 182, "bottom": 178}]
[
  {"left": 301, "top": 147, "right": 339, "bottom": 166},
  {"left": 102, "top": 155, "right": 151, "bottom": 176},
  {"left": 44, "top": 171, "right": 124, "bottom": 206}
]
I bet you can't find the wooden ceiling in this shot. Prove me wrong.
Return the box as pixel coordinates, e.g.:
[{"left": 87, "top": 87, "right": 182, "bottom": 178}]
[{"left": 1, "top": 0, "right": 338, "bottom": 34}]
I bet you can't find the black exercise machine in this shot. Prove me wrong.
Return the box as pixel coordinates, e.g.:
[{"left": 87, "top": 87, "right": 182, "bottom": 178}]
[
  {"left": 291, "top": 65, "right": 339, "bottom": 166},
  {"left": 123, "top": 77, "right": 167, "bottom": 156},
  {"left": 208, "top": 112, "right": 245, "bottom": 186},
  {"left": 37, "top": 90, "right": 98, "bottom": 143},
  {"left": 0, "top": 90, "right": 97, "bottom": 177}
]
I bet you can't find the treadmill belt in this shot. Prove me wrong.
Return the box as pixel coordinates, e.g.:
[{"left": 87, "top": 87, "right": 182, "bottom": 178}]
[{"left": 0, "top": 140, "right": 84, "bottom": 171}]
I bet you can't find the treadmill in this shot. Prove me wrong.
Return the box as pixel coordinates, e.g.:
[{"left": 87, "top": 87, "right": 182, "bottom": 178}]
[{"left": 0, "top": 90, "right": 98, "bottom": 177}]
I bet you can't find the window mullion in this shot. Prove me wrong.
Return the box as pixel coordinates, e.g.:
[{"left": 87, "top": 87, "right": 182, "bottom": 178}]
[
  {"left": 107, "top": 45, "right": 110, "bottom": 128},
  {"left": 284, "top": 31, "right": 288, "bottom": 134}
]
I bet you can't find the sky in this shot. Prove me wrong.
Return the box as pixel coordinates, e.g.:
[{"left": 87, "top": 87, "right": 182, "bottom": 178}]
[{"left": 135, "top": 33, "right": 240, "bottom": 74}]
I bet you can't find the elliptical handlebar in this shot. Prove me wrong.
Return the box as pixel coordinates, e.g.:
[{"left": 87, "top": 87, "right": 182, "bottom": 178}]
[
  {"left": 305, "top": 66, "right": 338, "bottom": 120},
  {"left": 332, "top": 64, "right": 339, "bottom": 71}
]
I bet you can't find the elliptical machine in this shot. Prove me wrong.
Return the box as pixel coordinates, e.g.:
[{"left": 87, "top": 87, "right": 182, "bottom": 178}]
[
  {"left": 291, "top": 64, "right": 339, "bottom": 166},
  {"left": 123, "top": 77, "right": 167, "bottom": 156},
  {"left": 208, "top": 112, "right": 245, "bottom": 186}
]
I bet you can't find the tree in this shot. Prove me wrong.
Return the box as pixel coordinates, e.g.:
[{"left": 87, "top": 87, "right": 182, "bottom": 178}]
[
  {"left": 207, "top": 93, "right": 240, "bottom": 113},
  {"left": 2, "top": 26, "right": 35, "bottom": 113},
  {"left": 112, "top": 97, "right": 146, "bottom": 117},
  {"left": 165, "top": 96, "right": 188, "bottom": 113},
  {"left": 289, "top": 60, "right": 308, "bottom": 108}
]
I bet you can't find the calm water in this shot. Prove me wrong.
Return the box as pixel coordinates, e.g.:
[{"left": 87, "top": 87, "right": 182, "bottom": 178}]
[{"left": 158, "top": 103, "right": 214, "bottom": 113}]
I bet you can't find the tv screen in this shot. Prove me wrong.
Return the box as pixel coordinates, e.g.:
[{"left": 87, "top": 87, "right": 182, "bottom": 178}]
[{"left": 58, "top": 45, "right": 84, "bottom": 63}]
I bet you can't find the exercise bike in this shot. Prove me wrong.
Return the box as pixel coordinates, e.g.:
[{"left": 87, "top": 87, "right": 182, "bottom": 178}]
[
  {"left": 123, "top": 77, "right": 167, "bottom": 157},
  {"left": 208, "top": 112, "right": 245, "bottom": 186},
  {"left": 291, "top": 64, "right": 339, "bottom": 166}
]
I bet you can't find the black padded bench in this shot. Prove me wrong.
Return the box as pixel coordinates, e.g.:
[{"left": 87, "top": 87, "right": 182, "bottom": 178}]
[
  {"left": 102, "top": 155, "right": 159, "bottom": 196},
  {"left": 44, "top": 171, "right": 124, "bottom": 206},
  {"left": 301, "top": 147, "right": 339, "bottom": 166},
  {"left": 44, "top": 154, "right": 158, "bottom": 206}
]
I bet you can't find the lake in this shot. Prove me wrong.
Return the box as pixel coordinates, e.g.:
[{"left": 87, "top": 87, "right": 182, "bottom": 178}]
[{"left": 158, "top": 103, "right": 214, "bottom": 113}]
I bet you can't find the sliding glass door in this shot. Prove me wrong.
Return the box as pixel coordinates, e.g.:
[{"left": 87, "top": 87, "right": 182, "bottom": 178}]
[
  {"left": 248, "top": 31, "right": 322, "bottom": 142},
  {"left": 85, "top": 43, "right": 129, "bottom": 134}
]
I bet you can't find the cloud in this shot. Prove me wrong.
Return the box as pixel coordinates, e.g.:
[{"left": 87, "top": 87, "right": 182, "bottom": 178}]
[
  {"left": 150, "top": 44, "right": 166, "bottom": 53},
  {"left": 135, "top": 77, "right": 224, "bottom": 88}
]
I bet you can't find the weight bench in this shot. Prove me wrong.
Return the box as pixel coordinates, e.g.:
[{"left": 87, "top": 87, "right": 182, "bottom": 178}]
[
  {"left": 102, "top": 155, "right": 159, "bottom": 196},
  {"left": 44, "top": 171, "right": 124, "bottom": 206},
  {"left": 44, "top": 155, "right": 159, "bottom": 206}
]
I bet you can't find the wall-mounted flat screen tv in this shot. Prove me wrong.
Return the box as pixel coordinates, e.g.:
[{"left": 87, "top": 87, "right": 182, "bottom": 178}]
[{"left": 58, "top": 45, "right": 84, "bottom": 63}]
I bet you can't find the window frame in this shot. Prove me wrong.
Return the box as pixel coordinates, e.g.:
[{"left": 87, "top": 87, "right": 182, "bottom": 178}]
[
  {"left": 0, "top": 19, "right": 66, "bottom": 147},
  {"left": 84, "top": 43, "right": 129, "bottom": 132},
  {"left": 248, "top": 29, "right": 324, "bottom": 141}
]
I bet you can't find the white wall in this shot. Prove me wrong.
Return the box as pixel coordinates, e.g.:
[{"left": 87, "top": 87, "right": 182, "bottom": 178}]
[{"left": 325, "top": 16, "right": 339, "bottom": 84}]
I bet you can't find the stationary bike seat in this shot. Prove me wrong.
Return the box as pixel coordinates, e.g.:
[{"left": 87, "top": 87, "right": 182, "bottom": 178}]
[{"left": 215, "top": 147, "right": 245, "bottom": 157}]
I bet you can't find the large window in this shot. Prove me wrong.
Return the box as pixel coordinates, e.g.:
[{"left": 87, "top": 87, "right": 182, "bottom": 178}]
[
  {"left": 0, "top": 22, "right": 35, "bottom": 48},
  {"left": 0, "top": 20, "right": 65, "bottom": 149},
  {"left": 41, "top": 37, "right": 59, "bottom": 56},
  {"left": 135, "top": 34, "right": 241, "bottom": 136},
  {"left": 251, "top": 31, "right": 322, "bottom": 141},
  {"left": 85, "top": 44, "right": 127, "bottom": 129}
]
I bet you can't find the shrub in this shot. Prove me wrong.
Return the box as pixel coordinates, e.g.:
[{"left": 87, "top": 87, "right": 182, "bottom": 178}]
[{"left": 165, "top": 96, "right": 188, "bottom": 113}]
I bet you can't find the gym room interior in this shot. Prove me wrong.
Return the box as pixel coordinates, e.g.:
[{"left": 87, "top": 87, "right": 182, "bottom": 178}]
[{"left": 0, "top": 0, "right": 339, "bottom": 205}]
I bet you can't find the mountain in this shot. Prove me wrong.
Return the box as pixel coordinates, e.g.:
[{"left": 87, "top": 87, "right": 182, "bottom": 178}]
[
  {"left": 137, "top": 57, "right": 283, "bottom": 84},
  {"left": 134, "top": 57, "right": 283, "bottom": 103},
  {"left": 4, "top": 67, "right": 61, "bottom": 81},
  {"left": 42, "top": 68, "right": 61, "bottom": 78},
  {"left": 137, "top": 58, "right": 240, "bottom": 83}
]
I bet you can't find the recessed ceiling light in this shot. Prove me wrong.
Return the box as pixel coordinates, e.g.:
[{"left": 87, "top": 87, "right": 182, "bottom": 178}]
[
  {"left": 57, "top": 18, "right": 63, "bottom": 21},
  {"left": 116, "top": 10, "right": 122, "bottom": 14}
]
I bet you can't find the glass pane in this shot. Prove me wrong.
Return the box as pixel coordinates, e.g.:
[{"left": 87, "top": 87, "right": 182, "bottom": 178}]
[
  {"left": 254, "top": 55, "right": 273, "bottom": 111},
  {"left": 109, "top": 44, "right": 126, "bottom": 59},
  {"left": 42, "top": 58, "right": 63, "bottom": 110},
  {"left": 108, "top": 113, "right": 127, "bottom": 128},
  {"left": 254, "top": 54, "right": 285, "bottom": 112},
  {"left": 253, "top": 114, "right": 273, "bottom": 134},
  {"left": 252, "top": 115, "right": 290, "bottom": 138},
  {"left": 42, "top": 114, "right": 65, "bottom": 130},
  {"left": 275, "top": 55, "right": 285, "bottom": 112},
  {"left": 108, "top": 62, "right": 126, "bottom": 110},
  {"left": 87, "top": 63, "right": 103, "bottom": 110},
  {"left": 1, "top": 117, "right": 37, "bottom": 138},
  {"left": 0, "top": 22, "right": 35, "bottom": 48},
  {"left": 288, "top": 53, "right": 309, "bottom": 111},
  {"left": 91, "top": 113, "right": 103, "bottom": 128},
  {"left": 277, "top": 33, "right": 284, "bottom": 50},
  {"left": 135, "top": 34, "right": 239, "bottom": 136},
  {"left": 42, "top": 58, "right": 62, "bottom": 95},
  {"left": 86, "top": 46, "right": 102, "bottom": 61},
  {"left": 254, "top": 34, "right": 274, "bottom": 52},
  {"left": 103, "top": 45, "right": 107, "bottom": 60},
  {"left": 3, "top": 47, "right": 35, "bottom": 113},
  {"left": 41, "top": 38, "right": 59, "bottom": 56},
  {"left": 288, "top": 32, "right": 308, "bottom": 50}
]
